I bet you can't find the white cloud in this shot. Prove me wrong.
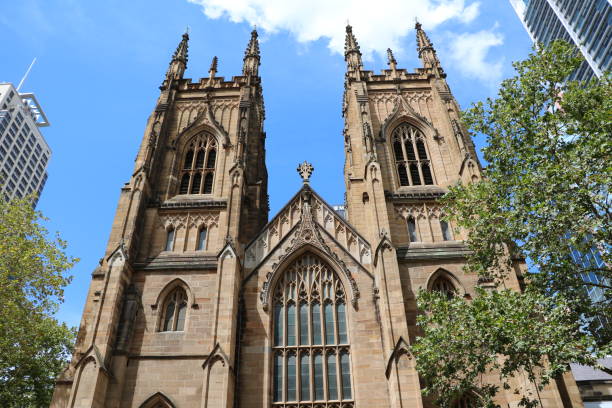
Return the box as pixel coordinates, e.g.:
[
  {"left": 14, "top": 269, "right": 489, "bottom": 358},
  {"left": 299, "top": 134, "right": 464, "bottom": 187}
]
[
  {"left": 445, "top": 27, "right": 504, "bottom": 84},
  {"left": 187, "top": 0, "right": 482, "bottom": 58}
]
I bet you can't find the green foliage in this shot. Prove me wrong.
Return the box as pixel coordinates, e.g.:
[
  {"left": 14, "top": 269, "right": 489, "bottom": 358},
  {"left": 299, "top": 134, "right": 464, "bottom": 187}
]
[
  {"left": 446, "top": 39, "right": 611, "bottom": 340},
  {"left": 0, "top": 195, "right": 78, "bottom": 407},
  {"left": 414, "top": 40, "right": 611, "bottom": 406},
  {"left": 414, "top": 289, "right": 603, "bottom": 408}
]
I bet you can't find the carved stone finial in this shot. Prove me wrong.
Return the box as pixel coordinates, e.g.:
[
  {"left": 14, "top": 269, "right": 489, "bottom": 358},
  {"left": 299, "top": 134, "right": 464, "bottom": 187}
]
[{"left": 297, "top": 161, "right": 314, "bottom": 183}]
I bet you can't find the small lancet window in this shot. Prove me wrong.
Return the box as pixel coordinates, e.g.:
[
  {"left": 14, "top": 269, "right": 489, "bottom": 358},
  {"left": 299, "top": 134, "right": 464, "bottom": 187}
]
[
  {"left": 407, "top": 217, "right": 418, "bottom": 243},
  {"left": 272, "top": 253, "right": 353, "bottom": 405},
  {"left": 177, "top": 134, "right": 217, "bottom": 196},
  {"left": 197, "top": 227, "right": 207, "bottom": 251},
  {"left": 440, "top": 220, "right": 453, "bottom": 241},
  {"left": 165, "top": 228, "right": 175, "bottom": 252},
  {"left": 161, "top": 287, "right": 188, "bottom": 331},
  {"left": 391, "top": 123, "right": 434, "bottom": 186}
]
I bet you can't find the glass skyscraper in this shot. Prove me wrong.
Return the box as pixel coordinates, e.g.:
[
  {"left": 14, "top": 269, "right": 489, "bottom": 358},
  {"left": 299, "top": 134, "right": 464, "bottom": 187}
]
[
  {"left": 0, "top": 82, "right": 51, "bottom": 205},
  {"left": 510, "top": 0, "right": 611, "bottom": 81}
]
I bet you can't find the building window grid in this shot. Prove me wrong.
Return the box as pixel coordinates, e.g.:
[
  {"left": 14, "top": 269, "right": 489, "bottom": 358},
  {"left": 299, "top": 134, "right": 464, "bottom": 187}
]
[{"left": 272, "top": 253, "right": 353, "bottom": 407}]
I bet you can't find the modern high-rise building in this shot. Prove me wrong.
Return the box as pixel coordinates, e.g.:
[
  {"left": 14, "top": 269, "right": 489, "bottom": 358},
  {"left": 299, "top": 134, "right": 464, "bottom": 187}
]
[
  {"left": 0, "top": 82, "right": 51, "bottom": 204},
  {"left": 509, "top": 0, "right": 611, "bottom": 81}
]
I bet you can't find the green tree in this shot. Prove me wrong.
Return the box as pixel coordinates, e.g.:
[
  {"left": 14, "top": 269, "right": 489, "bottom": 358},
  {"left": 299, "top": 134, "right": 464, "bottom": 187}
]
[
  {"left": 413, "top": 40, "right": 611, "bottom": 407},
  {"left": 0, "top": 195, "right": 78, "bottom": 407},
  {"left": 414, "top": 289, "right": 602, "bottom": 408}
]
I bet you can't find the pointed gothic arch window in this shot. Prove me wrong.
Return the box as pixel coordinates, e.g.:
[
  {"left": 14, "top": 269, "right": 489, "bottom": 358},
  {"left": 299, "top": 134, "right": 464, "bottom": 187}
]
[
  {"left": 160, "top": 287, "right": 187, "bottom": 332},
  {"left": 272, "top": 252, "right": 353, "bottom": 405},
  {"left": 177, "top": 134, "right": 217, "bottom": 195},
  {"left": 431, "top": 274, "right": 457, "bottom": 299},
  {"left": 392, "top": 123, "right": 434, "bottom": 186}
]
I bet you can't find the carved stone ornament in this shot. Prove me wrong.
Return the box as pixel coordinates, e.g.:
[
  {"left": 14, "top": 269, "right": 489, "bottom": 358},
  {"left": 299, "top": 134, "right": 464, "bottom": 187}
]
[
  {"left": 297, "top": 161, "right": 314, "bottom": 183},
  {"left": 178, "top": 100, "right": 231, "bottom": 148},
  {"left": 260, "top": 187, "right": 360, "bottom": 311}
]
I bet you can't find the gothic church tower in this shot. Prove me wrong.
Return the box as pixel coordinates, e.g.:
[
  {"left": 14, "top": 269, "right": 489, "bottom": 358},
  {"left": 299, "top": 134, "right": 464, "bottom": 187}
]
[
  {"left": 51, "top": 30, "right": 268, "bottom": 407},
  {"left": 52, "top": 25, "right": 583, "bottom": 408}
]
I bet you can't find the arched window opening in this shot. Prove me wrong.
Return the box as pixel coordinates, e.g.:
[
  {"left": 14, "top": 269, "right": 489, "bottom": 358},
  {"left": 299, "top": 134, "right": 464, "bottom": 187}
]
[
  {"left": 161, "top": 287, "right": 187, "bottom": 331},
  {"left": 197, "top": 227, "right": 207, "bottom": 251},
  {"left": 206, "top": 148, "right": 216, "bottom": 169},
  {"left": 391, "top": 123, "right": 434, "bottom": 186},
  {"left": 407, "top": 217, "right": 418, "bottom": 243},
  {"left": 203, "top": 173, "right": 214, "bottom": 194},
  {"left": 190, "top": 173, "right": 201, "bottom": 194},
  {"left": 431, "top": 275, "right": 457, "bottom": 299},
  {"left": 177, "top": 134, "right": 217, "bottom": 195},
  {"left": 179, "top": 174, "right": 190, "bottom": 195},
  {"left": 195, "top": 150, "right": 205, "bottom": 169},
  {"left": 440, "top": 220, "right": 453, "bottom": 241},
  {"left": 165, "top": 228, "right": 175, "bottom": 252},
  {"left": 183, "top": 150, "right": 194, "bottom": 170},
  {"left": 272, "top": 253, "right": 353, "bottom": 405},
  {"left": 398, "top": 165, "right": 410, "bottom": 186}
]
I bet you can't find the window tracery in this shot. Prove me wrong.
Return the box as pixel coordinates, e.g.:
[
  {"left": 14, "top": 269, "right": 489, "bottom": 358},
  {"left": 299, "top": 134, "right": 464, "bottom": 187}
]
[
  {"left": 431, "top": 275, "right": 457, "bottom": 299},
  {"left": 178, "top": 134, "right": 217, "bottom": 195},
  {"left": 160, "top": 287, "right": 187, "bottom": 332},
  {"left": 392, "top": 123, "right": 434, "bottom": 186},
  {"left": 272, "top": 253, "right": 353, "bottom": 407}
]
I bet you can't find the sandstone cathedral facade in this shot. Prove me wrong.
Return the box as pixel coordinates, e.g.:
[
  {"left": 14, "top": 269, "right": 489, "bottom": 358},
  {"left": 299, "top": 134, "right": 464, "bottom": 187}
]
[{"left": 51, "top": 25, "right": 583, "bottom": 408}]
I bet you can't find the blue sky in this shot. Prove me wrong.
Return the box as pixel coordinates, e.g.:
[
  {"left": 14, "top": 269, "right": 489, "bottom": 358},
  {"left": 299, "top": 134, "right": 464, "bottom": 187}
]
[{"left": 2, "top": 0, "right": 532, "bottom": 328}]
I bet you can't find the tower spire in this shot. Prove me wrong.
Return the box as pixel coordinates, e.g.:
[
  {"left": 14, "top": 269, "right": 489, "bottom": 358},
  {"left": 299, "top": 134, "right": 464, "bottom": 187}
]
[
  {"left": 242, "top": 29, "right": 260, "bottom": 76},
  {"left": 344, "top": 25, "right": 363, "bottom": 72},
  {"left": 164, "top": 32, "right": 189, "bottom": 83},
  {"left": 207, "top": 56, "right": 218, "bottom": 87},
  {"left": 387, "top": 48, "right": 398, "bottom": 73},
  {"left": 415, "top": 22, "right": 445, "bottom": 78}
]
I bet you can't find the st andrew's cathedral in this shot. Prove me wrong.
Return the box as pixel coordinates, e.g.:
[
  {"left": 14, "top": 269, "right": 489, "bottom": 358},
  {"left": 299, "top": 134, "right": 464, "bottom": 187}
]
[{"left": 50, "top": 24, "right": 584, "bottom": 408}]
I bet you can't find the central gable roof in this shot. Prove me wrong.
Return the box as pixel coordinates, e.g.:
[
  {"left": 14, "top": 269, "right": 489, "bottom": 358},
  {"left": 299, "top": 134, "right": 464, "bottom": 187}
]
[{"left": 244, "top": 184, "right": 371, "bottom": 270}]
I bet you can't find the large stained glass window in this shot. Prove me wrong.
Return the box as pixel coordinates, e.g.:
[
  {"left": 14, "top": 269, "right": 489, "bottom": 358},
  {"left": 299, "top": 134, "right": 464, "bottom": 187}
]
[{"left": 272, "top": 252, "right": 353, "bottom": 406}]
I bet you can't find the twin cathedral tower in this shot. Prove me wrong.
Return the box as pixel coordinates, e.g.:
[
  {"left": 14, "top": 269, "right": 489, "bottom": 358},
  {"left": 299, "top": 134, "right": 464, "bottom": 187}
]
[{"left": 51, "top": 25, "right": 582, "bottom": 408}]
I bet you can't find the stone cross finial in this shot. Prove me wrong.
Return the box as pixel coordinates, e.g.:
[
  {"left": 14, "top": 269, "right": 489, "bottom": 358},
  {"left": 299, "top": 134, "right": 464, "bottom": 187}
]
[{"left": 297, "top": 161, "right": 314, "bottom": 183}]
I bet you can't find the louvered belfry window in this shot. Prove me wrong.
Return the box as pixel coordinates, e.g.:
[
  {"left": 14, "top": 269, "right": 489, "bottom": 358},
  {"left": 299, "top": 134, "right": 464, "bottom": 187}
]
[
  {"left": 272, "top": 252, "right": 353, "bottom": 406},
  {"left": 178, "top": 134, "right": 217, "bottom": 195},
  {"left": 392, "top": 124, "right": 434, "bottom": 186}
]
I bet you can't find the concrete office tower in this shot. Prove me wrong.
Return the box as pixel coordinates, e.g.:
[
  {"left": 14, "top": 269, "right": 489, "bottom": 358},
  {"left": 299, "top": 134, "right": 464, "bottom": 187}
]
[
  {"left": 509, "top": 0, "right": 611, "bottom": 81},
  {"left": 0, "top": 82, "right": 51, "bottom": 204}
]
